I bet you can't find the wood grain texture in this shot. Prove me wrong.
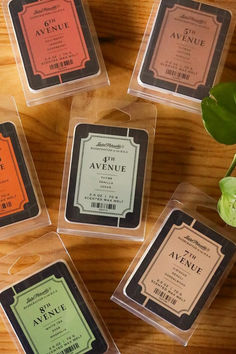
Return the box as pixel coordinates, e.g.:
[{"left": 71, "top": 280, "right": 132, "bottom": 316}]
[{"left": 0, "top": 0, "right": 236, "bottom": 353}]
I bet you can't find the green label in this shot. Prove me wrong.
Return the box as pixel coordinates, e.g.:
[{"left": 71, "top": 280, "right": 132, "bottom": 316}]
[
  {"left": 10, "top": 275, "right": 95, "bottom": 354},
  {"left": 74, "top": 133, "right": 140, "bottom": 218}
]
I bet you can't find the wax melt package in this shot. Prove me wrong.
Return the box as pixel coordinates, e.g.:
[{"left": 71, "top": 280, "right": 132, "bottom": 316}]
[
  {"left": 57, "top": 98, "right": 156, "bottom": 241},
  {"left": 0, "top": 232, "right": 120, "bottom": 354},
  {"left": 111, "top": 183, "right": 236, "bottom": 345},
  {"left": 0, "top": 96, "right": 50, "bottom": 239},
  {"left": 2, "top": 0, "right": 109, "bottom": 106},
  {"left": 128, "top": 0, "right": 235, "bottom": 114}
]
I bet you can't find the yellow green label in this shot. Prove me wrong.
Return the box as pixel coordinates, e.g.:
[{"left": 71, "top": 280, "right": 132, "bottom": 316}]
[{"left": 10, "top": 275, "right": 95, "bottom": 354}]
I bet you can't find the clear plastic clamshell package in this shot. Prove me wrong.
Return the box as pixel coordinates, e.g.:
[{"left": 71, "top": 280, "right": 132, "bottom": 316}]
[
  {"left": 58, "top": 98, "right": 156, "bottom": 241},
  {"left": 128, "top": 0, "right": 235, "bottom": 114},
  {"left": 2, "top": 0, "right": 109, "bottom": 106},
  {"left": 0, "top": 96, "right": 50, "bottom": 240},
  {"left": 0, "top": 232, "right": 120, "bottom": 354},
  {"left": 111, "top": 183, "right": 236, "bottom": 345}
]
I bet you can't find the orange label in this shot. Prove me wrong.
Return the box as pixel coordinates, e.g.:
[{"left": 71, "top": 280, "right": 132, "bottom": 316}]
[
  {"left": 18, "top": 0, "right": 90, "bottom": 80},
  {"left": 0, "top": 134, "right": 29, "bottom": 217}
]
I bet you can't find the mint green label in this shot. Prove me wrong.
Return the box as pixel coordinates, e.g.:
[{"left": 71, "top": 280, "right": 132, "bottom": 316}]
[
  {"left": 10, "top": 275, "right": 95, "bottom": 354},
  {"left": 74, "top": 133, "right": 140, "bottom": 218}
]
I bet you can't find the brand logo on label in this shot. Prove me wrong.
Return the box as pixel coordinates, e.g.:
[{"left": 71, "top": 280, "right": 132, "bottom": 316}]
[
  {"left": 26, "top": 288, "right": 51, "bottom": 304},
  {"left": 96, "top": 142, "right": 124, "bottom": 149},
  {"left": 33, "top": 5, "right": 60, "bottom": 15},
  {"left": 184, "top": 235, "right": 210, "bottom": 252},
  {"left": 180, "top": 14, "right": 206, "bottom": 25}
]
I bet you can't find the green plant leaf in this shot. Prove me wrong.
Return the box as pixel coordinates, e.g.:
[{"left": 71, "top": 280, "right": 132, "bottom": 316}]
[
  {"left": 201, "top": 82, "right": 236, "bottom": 145},
  {"left": 217, "top": 177, "right": 236, "bottom": 227}
]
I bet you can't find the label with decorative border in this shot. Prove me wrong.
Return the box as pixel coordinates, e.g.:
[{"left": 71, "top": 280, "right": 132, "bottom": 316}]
[
  {"left": 0, "top": 122, "right": 39, "bottom": 227},
  {"left": 139, "top": 0, "right": 231, "bottom": 100},
  {"left": 0, "top": 132, "right": 28, "bottom": 217},
  {"left": 0, "top": 261, "right": 108, "bottom": 353},
  {"left": 138, "top": 223, "right": 224, "bottom": 316},
  {"left": 66, "top": 124, "right": 148, "bottom": 228},
  {"left": 149, "top": 4, "right": 221, "bottom": 88},
  {"left": 124, "top": 209, "right": 236, "bottom": 330},
  {"left": 18, "top": 0, "right": 90, "bottom": 80},
  {"left": 11, "top": 275, "right": 95, "bottom": 353},
  {"left": 74, "top": 133, "right": 140, "bottom": 218}
]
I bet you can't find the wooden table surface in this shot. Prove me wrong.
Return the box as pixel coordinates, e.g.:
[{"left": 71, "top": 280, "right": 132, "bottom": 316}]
[{"left": 0, "top": 0, "right": 236, "bottom": 353}]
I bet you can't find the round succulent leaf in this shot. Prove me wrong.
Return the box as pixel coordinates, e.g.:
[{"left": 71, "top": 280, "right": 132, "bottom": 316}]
[
  {"left": 217, "top": 177, "right": 236, "bottom": 227},
  {"left": 208, "top": 82, "right": 236, "bottom": 114},
  {"left": 201, "top": 82, "right": 236, "bottom": 145}
]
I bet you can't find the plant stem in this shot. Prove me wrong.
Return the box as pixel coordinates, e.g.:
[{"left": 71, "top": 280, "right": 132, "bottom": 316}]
[{"left": 225, "top": 154, "right": 236, "bottom": 177}]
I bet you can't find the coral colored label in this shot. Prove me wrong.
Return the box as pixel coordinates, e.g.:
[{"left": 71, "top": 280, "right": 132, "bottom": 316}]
[
  {"left": 18, "top": 0, "right": 90, "bottom": 80},
  {"left": 0, "top": 133, "right": 28, "bottom": 217},
  {"left": 138, "top": 222, "right": 224, "bottom": 316},
  {"left": 149, "top": 4, "right": 221, "bottom": 88}
]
